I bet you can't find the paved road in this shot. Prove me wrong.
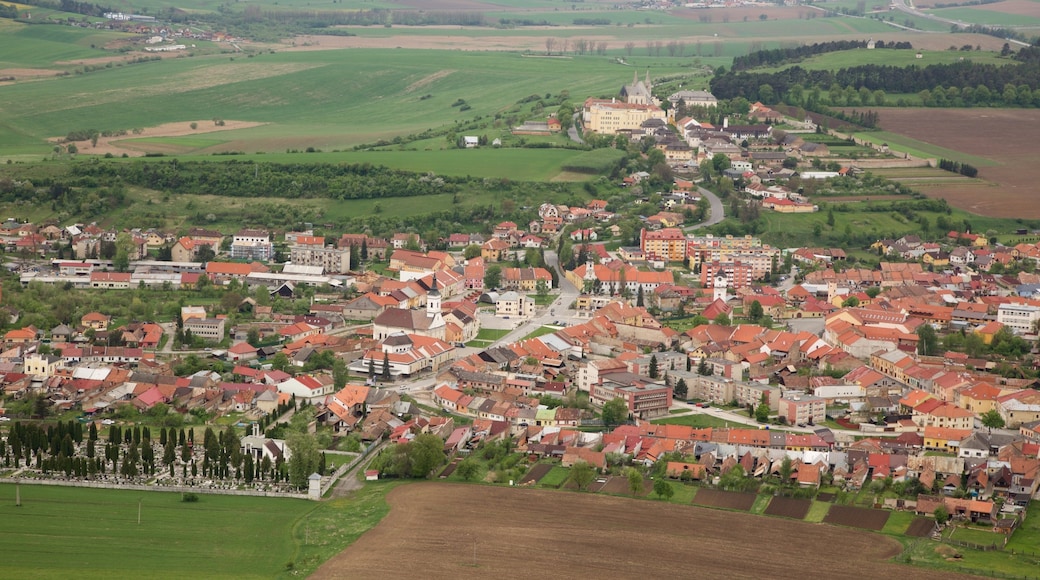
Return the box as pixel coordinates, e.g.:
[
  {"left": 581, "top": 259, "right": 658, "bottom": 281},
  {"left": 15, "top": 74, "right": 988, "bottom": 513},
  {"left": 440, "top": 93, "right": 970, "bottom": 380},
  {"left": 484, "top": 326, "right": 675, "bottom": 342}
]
[
  {"left": 567, "top": 113, "right": 584, "bottom": 145},
  {"left": 686, "top": 186, "right": 725, "bottom": 231},
  {"left": 488, "top": 249, "right": 582, "bottom": 347},
  {"left": 668, "top": 401, "right": 822, "bottom": 433}
]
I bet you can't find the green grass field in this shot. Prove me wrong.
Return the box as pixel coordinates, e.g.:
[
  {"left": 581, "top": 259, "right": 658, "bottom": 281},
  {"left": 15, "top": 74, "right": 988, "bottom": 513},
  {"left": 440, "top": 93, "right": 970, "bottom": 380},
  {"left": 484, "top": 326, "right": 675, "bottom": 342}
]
[
  {"left": 0, "top": 46, "right": 690, "bottom": 156},
  {"left": 924, "top": 6, "right": 1040, "bottom": 26},
  {"left": 881, "top": 510, "right": 913, "bottom": 535},
  {"left": 768, "top": 48, "right": 1004, "bottom": 72},
  {"left": 804, "top": 500, "right": 831, "bottom": 523},
  {"left": 650, "top": 413, "right": 747, "bottom": 429},
  {"left": 853, "top": 130, "right": 999, "bottom": 166},
  {"left": 0, "top": 22, "right": 128, "bottom": 70},
  {"left": 0, "top": 481, "right": 397, "bottom": 578},
  {"left": 538, "top": 466, "right": 571, "bottom": 488},
  {"left": 748, "top": 202, "right": 1019, "bottom": 249}
]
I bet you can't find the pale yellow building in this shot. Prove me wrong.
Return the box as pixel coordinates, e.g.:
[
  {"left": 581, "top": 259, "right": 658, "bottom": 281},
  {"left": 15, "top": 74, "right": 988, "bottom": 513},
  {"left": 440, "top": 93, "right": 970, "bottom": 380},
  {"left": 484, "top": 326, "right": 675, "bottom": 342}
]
[{"left": 583, "top": 98, "right": 666, "bottom": 135}]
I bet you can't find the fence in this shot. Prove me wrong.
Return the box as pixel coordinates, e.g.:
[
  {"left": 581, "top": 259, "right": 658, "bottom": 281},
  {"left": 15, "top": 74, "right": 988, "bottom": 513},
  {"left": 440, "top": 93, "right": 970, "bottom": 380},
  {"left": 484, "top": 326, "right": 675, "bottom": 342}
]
[
  {"left": 319, "top": 438, "right": 384, "bottom": 497},
  {"left": 9, "top": 477, "right": 310, "bottom": 500}
]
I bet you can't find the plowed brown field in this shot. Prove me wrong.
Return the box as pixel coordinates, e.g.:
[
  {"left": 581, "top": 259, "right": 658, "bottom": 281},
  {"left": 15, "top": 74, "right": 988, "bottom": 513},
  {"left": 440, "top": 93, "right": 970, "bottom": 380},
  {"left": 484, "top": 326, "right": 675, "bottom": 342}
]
[
  {"left": 876, "top": 108, "right": 1040, "bottom": 218},
  {"left": 312, "top": 483, "right": 975, "bottom": 579}
]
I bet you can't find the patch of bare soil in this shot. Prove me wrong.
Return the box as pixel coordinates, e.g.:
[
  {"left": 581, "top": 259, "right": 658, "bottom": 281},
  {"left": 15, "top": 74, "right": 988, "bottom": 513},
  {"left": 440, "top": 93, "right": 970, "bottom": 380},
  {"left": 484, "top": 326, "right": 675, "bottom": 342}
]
[
  {"left": 0, "top": 68, "right": 60, "bottom": 81},
  {"left": 312, "top": 483, "right": 975, "bottom": 579},
  {"left": 50, "top": 120, "right": 266, "bottom": 158},
  {"left": 877, "top": 108, "right": 1040, "bottom": 218}
]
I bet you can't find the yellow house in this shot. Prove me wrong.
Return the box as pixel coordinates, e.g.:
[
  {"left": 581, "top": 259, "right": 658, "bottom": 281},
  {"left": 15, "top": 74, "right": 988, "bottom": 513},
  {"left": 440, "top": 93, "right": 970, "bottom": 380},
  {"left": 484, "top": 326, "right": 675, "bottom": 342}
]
[
  {"left": 81, "top": 312, "right": 111, "bottom": 331},
  {"left": 923, "top": 252, "right": 950, "bottom": 268},
  {"left": 974, "top": 321, "right": 1004, "bottom": 345},
  {"left": 923, "top": 426, "right": 971, "bottom": 451},
  {"left": 481, "top": 239, "right": 510, "bottom": 263},
  {"left": 956, "top": 382, "right": 1004, "bottom": 415}
]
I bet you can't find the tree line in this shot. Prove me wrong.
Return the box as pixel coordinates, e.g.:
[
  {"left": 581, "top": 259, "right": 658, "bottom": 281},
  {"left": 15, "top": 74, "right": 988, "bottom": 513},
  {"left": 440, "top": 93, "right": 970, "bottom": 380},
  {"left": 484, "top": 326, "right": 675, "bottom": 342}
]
[
  {"left": 937, "top": 158, "right": 979, "bottom": 178},
  {"left": 711, "top": 55, "right": 1040, "bottom": 107},
  {"left": 69, "top": 160, "right": 462, "bottom": 200},
  {"left": 731, "top": 40, "right": 913, "bottom": 72}
]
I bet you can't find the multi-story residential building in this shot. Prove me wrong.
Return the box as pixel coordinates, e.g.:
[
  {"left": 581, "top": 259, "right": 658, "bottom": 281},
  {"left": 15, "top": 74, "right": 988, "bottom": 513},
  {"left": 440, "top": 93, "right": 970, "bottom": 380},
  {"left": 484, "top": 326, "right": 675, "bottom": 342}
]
[
  {"left": 230, "top": 229, "right": 273, "bottom": 261},
  {"left": 779, "top": 393, "right": 826, "bottom": 425},
  {"left": 640, "top": 228, "right": 686, "bottom": 262},
  {"left": 289, "top": 236, "right": 351, "bottom": 274},
  {"left": 700, "top": 260, "right": 756, "bottom": 290}
]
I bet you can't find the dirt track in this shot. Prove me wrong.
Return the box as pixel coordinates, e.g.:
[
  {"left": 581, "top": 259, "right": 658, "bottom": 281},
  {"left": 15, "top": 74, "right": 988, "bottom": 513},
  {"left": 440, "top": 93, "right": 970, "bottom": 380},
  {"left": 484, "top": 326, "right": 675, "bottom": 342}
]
[{"left": 312, "top": 483, "right": 975, "bottom": 579}]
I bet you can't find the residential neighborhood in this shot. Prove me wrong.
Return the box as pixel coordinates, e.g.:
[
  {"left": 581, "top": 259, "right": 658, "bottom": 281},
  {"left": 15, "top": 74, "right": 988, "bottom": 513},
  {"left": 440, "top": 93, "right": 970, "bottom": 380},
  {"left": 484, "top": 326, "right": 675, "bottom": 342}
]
[{"left": 2, "top": 68, "right": 1040, "bottom": 580}]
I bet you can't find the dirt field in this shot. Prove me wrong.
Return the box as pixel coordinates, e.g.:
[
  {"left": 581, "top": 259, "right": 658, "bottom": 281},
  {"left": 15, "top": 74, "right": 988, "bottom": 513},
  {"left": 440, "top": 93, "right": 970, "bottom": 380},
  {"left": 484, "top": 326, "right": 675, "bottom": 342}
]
[
  {"left": 876, "top": 108, "right": 1040, "bottom": 218},
  {"left": 906, "top": 517, "right": 937, "bottom": 537},
  {"left": 690, "top": 488, "right": 756, "bottom": 510},
  {"left": 591, "top": 475, "right": 651, "bottom": 496},
  {"left": 313, "top": 483, "right": 975, "bottom": 579},
  {"left": 50, "top": 120, "right": 266, "bottom": 157},
  {"left": 764, "top": 496, "right": 812, "bottom": 519},
  {"left": 824, "top": 505, "right": 891, "bottom": 530},
  {"left": 518, "top": 463, "right": 552, "bottom": 485}
]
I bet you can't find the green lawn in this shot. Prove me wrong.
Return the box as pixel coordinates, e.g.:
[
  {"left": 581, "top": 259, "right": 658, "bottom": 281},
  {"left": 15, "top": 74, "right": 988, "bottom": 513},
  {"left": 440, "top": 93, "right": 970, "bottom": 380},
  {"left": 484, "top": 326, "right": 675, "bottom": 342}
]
[
  {"left": 538, "top": 466, "right": 571, "bottom": 488},
  {"left": 520, "top": 325, "right": 559, "bottom": 341},
  {"left": 804, "top": 500, "right": 830, "bottom": 523},
  {"left": 881, "top": 510, "right": 913, "bottom": 535},
  {"left": 1006, "top": 501, "right": 1040, "bottom": 552},
  {"left": 466, "top": 327, "right": 512, "bottom": 348},
  {"left": 650, "top": 413, "right": 747, "bottom": 429},
  {"left": 0, "top": 481, "right": 397, "bottom": 578},
  {"left": 750, "top": 493, "right": 771, "bottom": 515}
]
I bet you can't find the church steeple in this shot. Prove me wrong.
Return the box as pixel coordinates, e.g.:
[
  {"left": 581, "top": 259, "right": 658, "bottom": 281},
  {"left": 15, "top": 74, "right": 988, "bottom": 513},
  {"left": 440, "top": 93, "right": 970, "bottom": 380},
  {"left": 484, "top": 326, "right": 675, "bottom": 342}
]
[{"left": 426, "top": 273, "right": 441, "bottom": 318}]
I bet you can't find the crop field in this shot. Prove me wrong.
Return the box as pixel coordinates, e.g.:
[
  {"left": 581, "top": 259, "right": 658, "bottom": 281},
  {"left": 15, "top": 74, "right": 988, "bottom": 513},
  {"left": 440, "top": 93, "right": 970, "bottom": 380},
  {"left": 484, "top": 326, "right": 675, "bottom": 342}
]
[
  {"left": 312, "top": 483, "right": 962, "bottom": 579},
  {"left": 869, "top": 108, "right": 1040, "bottom": 218},
  {"left": 764, "top": 496, "right": 812, "bottom": 519},
  {"left": 518, "top": 463, "right": 553, "bottom": 485},
  {"left": 0, "top": 23, "right": 129, "bottom": 70},
  {"left": 905, "top": 517, "right": 937, "bottom": 537},
  {"left": 824, "top": 504, "right": 890, "bottom": 530},
  {"left": 690, "top": 488, "right": 756, "bottom": 510},
  {"left": 924, "top": 5, "right": 1040, "bottom": 26},
  {"left": 0, "top": 482, "right": 396, "bottom": 579},
  {"left": 0, "top": 47, "right": 687, "bottom": 156}
]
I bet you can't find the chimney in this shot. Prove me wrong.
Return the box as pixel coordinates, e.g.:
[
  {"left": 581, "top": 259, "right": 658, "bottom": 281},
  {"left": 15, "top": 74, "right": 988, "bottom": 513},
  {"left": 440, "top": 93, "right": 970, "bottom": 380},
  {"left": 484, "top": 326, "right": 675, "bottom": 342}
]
[{"left": 723, "top": 117, "right": 729, "bottom": 129}]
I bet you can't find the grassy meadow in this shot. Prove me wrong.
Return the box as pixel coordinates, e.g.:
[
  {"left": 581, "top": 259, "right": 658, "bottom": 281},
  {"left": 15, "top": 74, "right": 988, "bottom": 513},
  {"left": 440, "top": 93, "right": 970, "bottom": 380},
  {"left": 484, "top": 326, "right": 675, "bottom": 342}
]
[
  {"left": 0, "top": 481, "right": 398, "bottom": 579},
  {"left": 0, "top": 46, "right": 691, "bottom": 156}
]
